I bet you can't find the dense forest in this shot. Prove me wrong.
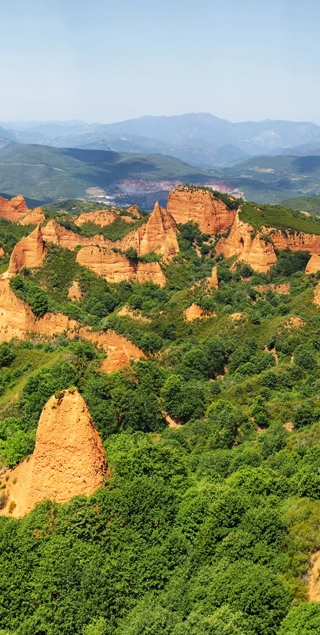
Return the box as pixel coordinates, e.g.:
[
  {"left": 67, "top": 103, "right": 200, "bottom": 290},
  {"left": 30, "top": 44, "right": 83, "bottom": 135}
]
[{"left": 1, "top": 204, "right": 320, "bottom": 634}]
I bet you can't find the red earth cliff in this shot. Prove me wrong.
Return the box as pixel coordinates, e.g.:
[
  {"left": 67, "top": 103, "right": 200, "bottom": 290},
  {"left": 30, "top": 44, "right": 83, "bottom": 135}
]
[
  {"left": 0, "top": 389, "right": 108, "bottom": 518},
  {"left": 0, "top": 279, "right": 77, "bottom": 341},
  {"left": 216, "top": 213, "right": 277, "bottom": 273},
  {"left": 41, "top": 219, "right": 108, "bottom": 250},
  {"left": 6, "top": 224, "right": 46, "bottom": 276},
  {"left": 0, "top": 279, "right": 145, "bottom": 371},
  {"left": 115, "top": 202, "right": 179, "bottom": 262},
  {"left": 76, "top": 245, "right": 166, "bottom": 286},
  {"left": 19, "top": 207, "right": 46, "bottom": 226},
  {"left": 167, "top": 186, "right": 236, "bottom": 235},
  {"left": 0, "top": 195, "right": 29, "bottom": 222},
  {"left": 306, "top": 254, "right": 320, "bottom": 274}
]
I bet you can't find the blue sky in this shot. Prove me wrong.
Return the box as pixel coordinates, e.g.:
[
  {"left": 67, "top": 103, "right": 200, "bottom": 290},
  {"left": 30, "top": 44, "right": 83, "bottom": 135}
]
[{"left": 0, "top": 0, "right": 319, "bottom": 124}]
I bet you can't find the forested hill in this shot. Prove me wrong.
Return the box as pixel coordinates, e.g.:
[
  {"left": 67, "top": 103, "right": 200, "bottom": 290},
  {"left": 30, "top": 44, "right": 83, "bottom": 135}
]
[{"left": 1, "top": 189, "right": 320, "bottom": 633}]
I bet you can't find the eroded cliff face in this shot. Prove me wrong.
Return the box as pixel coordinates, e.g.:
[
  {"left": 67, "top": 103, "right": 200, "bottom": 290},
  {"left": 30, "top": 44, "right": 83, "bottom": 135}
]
[
  {"left": 0, "top": 195, "right": 29, "bottom": 222},
  {"left": 19, "top": 207, "right": 45, "bottom": 226},
  {"left": 76, "top": 245, "right": 166, "bottom": 286},
  {"left": 116, "top": 202, "right": 179, "bottom": 262},
  {"left": 216, "top": 213, "right": 277, "bottom": 273},
  {"left": 75, "top": 209, "right": 130, "bottom": 227},
  {"left": 0, "top": 279, "right": 145, "bottom": 371},
  {"left": 6, "top": 224, "right": 46, "bottom": 276},
  {"left": 270, "top": 230, "right": 320, "bottom": 254},
  {"left": 75, "top": 204, "right": 142, "bottom": 228},
  {"left": 167, "top": 186, "right": 236, "bottom": 235},
  {"left": 0, "top": 279, "right": 77, "bottom": 341},
  {"left": 306, "top": 254, "right": 320, "bottom": 274},
  {"left": 80, "top": 328, "right": 146, "bottom": 372},
  {"left": 0, "top": 389, "right": 107, "bottom": 518},
  {"left": 41, "top": 219, "right": 107, "bottom": 250}
]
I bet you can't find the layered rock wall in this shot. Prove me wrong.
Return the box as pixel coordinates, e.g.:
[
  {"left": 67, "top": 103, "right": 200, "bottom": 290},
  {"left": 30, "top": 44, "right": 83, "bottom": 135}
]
[
  {"left": 76, "top": 245, "right": 166, "bottom": 286},
  {"left": 216, "top": 214, "right": 277, "bottom": 273},
  {"left": 167, "top": 186, "right": 236, "bottom": 235}
]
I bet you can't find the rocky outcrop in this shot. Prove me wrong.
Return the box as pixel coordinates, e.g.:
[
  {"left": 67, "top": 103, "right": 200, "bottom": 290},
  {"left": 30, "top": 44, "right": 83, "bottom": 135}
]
[
  {"left": 118, "top": 202, "right": 179, "bottom": 262},
  {"left": 76, "top": 246, "right": 166, "bottom": 287},
  {"left": 216, "top": 213, "right": 277, "bottom": 273},
  {"left": 167, "top": 186, "right": 236, "bottom": 235},
  {"left": 207, "top": 265, "right": 219, "bottom": 289},
  {"left": 0, "top": 279, "right": 77, "bottom": 342},
  {"left": 41, "top": 219, "right": 107, "bottom": 250},
  {"left": 126, "top": 204, "right": 141, "bottom": 218},
  {"left": 0, "top": 195, "right": 29, "bottom": 222},
  {"left": 75, "top": 209, "right": 124, "bottom": 227},
  {"left": 0, "top": 280, "right": 145, "bottom": 370},
  {"left": 75, "top": 204, "right": 141, "bottom": 228},
  {"left": 68, "top": 280, "right": 82, "bottom": 301},
  {"left": 306, "top": 254, "right": 320, "bottom": 274},
  {"left": 0, "top": 389, "right": 107, "bottom": 518},
  {"left": 270, "top": 230, "right": 320, "bottom": 254},
  {"left": 80, "top": 328, "right": 146, "bottom": 372},
  {"left": 6, "top": 224, "right": 46, "bottom": 276},
  {"left": 185, "top": 304, "right": 210, "bottom": 321},
  {"left": 19, "top": 207, "right": 45, "bottom": 226}
]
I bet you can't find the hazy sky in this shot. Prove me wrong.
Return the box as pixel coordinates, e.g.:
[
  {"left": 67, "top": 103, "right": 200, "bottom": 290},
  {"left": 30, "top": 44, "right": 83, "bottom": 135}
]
[{"left": 1, "top": 0, "right": 319, "bottom": 124}]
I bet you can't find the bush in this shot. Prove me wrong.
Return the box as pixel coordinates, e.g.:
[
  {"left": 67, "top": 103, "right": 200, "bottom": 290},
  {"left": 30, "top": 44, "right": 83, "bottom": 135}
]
[
  {"left": 0, "top": 344, "right": 15, "bottom": 367},
  {"left": 278, "top": 602, "right": 320, "bottom": 635}
]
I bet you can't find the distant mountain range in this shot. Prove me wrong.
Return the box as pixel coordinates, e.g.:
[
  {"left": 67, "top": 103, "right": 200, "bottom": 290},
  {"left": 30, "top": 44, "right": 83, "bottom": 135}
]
[{"left": 1, "top": 113, "right": 320, "bottom": 168}]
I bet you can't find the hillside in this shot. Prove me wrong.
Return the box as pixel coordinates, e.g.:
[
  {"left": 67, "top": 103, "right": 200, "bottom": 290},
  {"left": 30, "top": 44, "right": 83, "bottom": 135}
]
[
  {"left": 281, "top": 196, "right": 320, "bottom": 216},
  {"left": 0, "top": 144, "right": 217, "bottom": 203},
  {"left": 1, "top": 187, "right": 320, "bottom": 633},
  {"left": 221, "top": 155, "right": 320, "bottom": 203}
]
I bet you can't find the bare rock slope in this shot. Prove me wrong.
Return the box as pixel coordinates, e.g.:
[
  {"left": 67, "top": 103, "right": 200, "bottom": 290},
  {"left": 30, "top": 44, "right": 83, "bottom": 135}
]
[
  {"left": 0, "top": 389, "right": 107, "bottom": 518},
  {"left": 167, "top": 186, "right": 236, "bottom": 235}
]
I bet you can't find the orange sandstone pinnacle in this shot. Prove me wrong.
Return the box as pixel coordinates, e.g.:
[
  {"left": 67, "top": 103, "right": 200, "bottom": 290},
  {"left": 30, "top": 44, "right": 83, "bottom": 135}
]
[{"left": 0, "top": 389, "right": 108, "bottom": 518}]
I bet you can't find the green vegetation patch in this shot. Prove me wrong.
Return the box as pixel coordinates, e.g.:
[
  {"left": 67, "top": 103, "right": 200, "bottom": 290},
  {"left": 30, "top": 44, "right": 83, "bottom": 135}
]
[
  {"left": 281, "top": 196, "right": 320, "bottom": 217},
  {"left": 240, "top": 201, "right": 320, "bottom": 234}
]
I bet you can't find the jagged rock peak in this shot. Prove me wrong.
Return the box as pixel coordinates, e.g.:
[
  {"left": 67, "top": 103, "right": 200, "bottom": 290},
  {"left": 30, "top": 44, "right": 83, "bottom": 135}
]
[
  {"left": 0, "top": 194, "right": 29, "bottom": 222},
  {"left": 0, "top": 389, "right": 108, "bottom": 518},
  {"left": 6, "top": 223, "right": 46, "bottom": 276}
]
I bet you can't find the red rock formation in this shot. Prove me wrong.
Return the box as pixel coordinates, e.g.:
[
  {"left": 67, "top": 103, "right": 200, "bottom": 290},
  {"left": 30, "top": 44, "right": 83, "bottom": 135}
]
[
  {"left": 0, "top": 195, "right": 29, "bottom": 222},
  {"left": 216, "top": 213, "right": 277, "bottom": 273},
  {"left": 6, "top": 224, "right": 46, "bottom": 276},
  {"left": 126, "top": 204, "right": 141, "bottom": 218},
  {"left": 75, "top": 209, "right": 122, "bottom": 227},
  {"left": 0, "top": 389, "right": 107, "bottom": 518},
  {"left": 305, "top": 254, "right": 320, "bottom": 274},
  {"left": 208, "top": 265, "right": 219, "bottom": 289},
  {"left": 0, "top": 279, "right": 77, "bottom": 342},
  {"left": 270, "top": 230, "right": 320, "bottom": 254},
  {"left": 68, "top": 280, "right": 82, "bottom": 301},
  {"left": 80, "top": 328, "right": 146, "bottom": 372},
  {"left": 19, "top": 207, "right": 45, "bottom": 226},
  {"left": 41, "top": 219, "right": 107, "bottom": 250},
  {"left": 0, "top": 279, "right": 145, "bottom": 370},
  {"left": 76, "top": 245, "right": 166, "bottom": 286},
  {"left": 167, "top": 186, "right": 236, "bottom": 235},
  {"left": 117, "top": 202, "right": 179, "bottom": 262},
  {"left": 185, "top": 304, "right": 209, "bottom": 321}
]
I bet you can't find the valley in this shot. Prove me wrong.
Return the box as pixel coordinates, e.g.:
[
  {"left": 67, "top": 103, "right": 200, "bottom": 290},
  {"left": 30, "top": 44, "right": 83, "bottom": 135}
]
[{"left": 0, "top": 185, "right": 320, "bottom": 632}]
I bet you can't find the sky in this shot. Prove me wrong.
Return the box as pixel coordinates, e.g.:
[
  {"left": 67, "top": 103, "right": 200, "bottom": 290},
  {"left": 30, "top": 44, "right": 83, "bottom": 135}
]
[{"left": 0, "top": 0, "right": 319, "bottom": 124}]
